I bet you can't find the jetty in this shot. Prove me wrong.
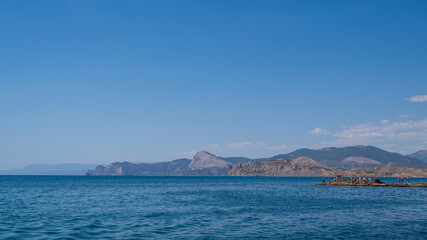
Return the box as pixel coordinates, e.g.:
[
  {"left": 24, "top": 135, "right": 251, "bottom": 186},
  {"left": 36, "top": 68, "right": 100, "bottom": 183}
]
[{"left": 312, "top": 179, "right": 427, "bottom": 187}]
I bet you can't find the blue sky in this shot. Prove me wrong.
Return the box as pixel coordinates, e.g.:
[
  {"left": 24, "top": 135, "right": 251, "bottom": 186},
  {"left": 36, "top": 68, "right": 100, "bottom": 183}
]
[{"left": 1, "top": 0, "right": 426, "bottom": 170}]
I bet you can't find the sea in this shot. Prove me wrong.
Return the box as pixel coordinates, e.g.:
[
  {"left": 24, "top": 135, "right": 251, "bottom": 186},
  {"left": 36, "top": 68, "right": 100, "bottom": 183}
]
[{"left": 0, "top": 176, "right": 426, "bottom": 239}]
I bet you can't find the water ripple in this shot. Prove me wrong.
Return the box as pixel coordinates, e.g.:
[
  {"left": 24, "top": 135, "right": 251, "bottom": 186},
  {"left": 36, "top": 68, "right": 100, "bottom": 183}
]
[{"left": 0, "top": 176, "right": 426, "bottom": 239}]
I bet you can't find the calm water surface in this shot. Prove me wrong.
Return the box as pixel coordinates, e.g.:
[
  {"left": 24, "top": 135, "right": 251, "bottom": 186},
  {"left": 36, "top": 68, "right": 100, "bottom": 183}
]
[{"left": 0, "top": 176, "right": 426, "bottom": 239}]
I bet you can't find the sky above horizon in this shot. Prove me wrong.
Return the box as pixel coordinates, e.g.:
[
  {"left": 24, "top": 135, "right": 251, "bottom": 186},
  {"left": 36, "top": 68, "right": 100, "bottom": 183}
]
[{"left": 1, "top": 0, "right": 426, "bottom": 170}]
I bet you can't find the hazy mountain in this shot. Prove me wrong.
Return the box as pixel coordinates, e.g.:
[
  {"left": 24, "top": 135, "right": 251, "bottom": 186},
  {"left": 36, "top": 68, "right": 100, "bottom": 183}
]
[
  {"left": 86, "top": 158, "right": 191, "bottom": 176},
  {"left": 0, "top": 163, "right": 99, "bottom": 175},
  {"left": 407, "top": 150, "right": 427, "bottom": 163},
  {"left": 9, "top": 146, "right": 426, "bottom": 176},
  {"left": 85, "top": 146, "right": 427, "bottom": 176},
  {"left": 228, "top": 157, "right": 338, "bottom": 176},
  {"left": 271, "top": 145, "right": 427, "bottom": 170},
  {"left": 86, "top": 151, "right": 249, "bottom": 176}
]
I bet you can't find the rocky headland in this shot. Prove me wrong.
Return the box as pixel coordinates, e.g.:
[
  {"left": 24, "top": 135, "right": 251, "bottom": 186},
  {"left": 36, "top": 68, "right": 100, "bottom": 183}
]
[
  {"left": 188, "top": 151, "right": 230, "bottom": 170},
  {"left": 228, "top": 158, "right": 427, "bottom": 177},
  {"left": 228, "top": 157, "right": 337, "bottom": 176}
]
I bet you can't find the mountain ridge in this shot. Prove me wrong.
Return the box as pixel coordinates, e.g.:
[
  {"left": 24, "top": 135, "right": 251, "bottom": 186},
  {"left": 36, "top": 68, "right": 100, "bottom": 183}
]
[
  {"left": 86, "top": 145, "right": 427, "bottom": 176},
  {"left": 0, "top": 163, "right": 99, "bottom": 175},
  {"left": 271, "top": 145, "right": 426, "bottom": 169},
  {"left": 407, "top": 150, "right": 427, "bottom": 163}
]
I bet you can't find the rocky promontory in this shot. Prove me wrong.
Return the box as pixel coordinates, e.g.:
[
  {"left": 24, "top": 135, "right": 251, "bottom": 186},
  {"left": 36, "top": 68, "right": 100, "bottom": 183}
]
[
  {"left": 228, "top": 157, "right": 338, "bottom": 176},
  {"left": 313, "top": 179, "right": 427, "bottom": 187}
]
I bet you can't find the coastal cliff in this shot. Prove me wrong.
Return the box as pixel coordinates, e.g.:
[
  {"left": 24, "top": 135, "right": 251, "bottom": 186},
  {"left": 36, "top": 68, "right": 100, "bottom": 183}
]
[
  {"left": 228, "top": 157, "right": 338, "bottom": 176},
  {"left": 228, "top": 158, "right": 427, "bottom": 177}
]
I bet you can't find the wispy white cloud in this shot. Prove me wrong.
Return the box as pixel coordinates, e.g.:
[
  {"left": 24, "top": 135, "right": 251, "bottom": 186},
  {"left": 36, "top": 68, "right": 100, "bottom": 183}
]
[
  {"left": 265, "top": 144, "right": 308, "bottom": 151},
  {"left": 176, "top": 150, "right": 197, "bottom": 158},
  {"left": 308, "top": 128, "right": 329, "bottom": 135},
  {"left": 265, "top": 144, "right": 288, "bottom": 150},
  {"left": 405, "top": 95, "right": 427, "bottom": 102},
  {"left": 212, "top": 142, "right": 299, "bottom": 152},
  {"left": 228, "top": 142, "right": 251, "bottom": 149},
  {"left": 227, "top": 141, "right": 266, "bottom": 149},
  {"left": 381, "top": 143, "right": 397, "bottom": 148},
  {"left": 380, "top": 143, "right": 398, "bottom": 152},
  {"left": 316, "top": 141, "right": 329, "bottom": 147},
  {"left": 397, "top": 114, "right": 417, "bottom": 119},
  {"left": 207, "top": 144, "right": 221, "bottom": 150},
  {"left": 333, "top": 119, "right": 427, "bottom": 145},
  {"left": 400, "top": 145, "right": 425, "bottom": 151}
]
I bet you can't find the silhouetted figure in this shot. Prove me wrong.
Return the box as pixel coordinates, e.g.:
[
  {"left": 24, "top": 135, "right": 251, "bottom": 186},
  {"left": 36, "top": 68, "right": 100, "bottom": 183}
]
[
  {"left": 407, "top": 176, "right": 410, "bottom": 183},
  {"left": 322, "top": 177, "right": 325, "bottom": 184}
]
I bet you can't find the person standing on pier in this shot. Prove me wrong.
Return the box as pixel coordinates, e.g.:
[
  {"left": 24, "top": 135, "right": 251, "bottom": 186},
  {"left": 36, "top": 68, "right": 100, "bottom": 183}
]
[{"left": 407, "top": 176, "right": 410, "bottom": 183}]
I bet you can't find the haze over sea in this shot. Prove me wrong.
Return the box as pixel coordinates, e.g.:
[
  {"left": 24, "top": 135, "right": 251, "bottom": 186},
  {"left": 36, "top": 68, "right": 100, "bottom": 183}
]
[{"left": 1, "top": 176, "right": 426, "bottom": 239}]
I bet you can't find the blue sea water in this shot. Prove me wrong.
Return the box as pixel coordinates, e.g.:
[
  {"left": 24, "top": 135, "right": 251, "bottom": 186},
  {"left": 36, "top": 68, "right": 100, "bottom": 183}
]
[{"left": 0, "top": 176, "right": 426, "bottom": 239}]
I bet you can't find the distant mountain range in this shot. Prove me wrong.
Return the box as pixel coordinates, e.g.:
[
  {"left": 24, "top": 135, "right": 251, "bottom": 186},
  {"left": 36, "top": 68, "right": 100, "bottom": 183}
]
[
  {"left": 86, "top": 145, "right": 427, "bottom": 176},
  {"left": 2, "top": 146, "right": 426, "bottom": 176},
  {"left": 407, "top": 150, "right": 427, "bottom": 163},
  {"left": 0, "top": 163, "right": 99, "bottom": 175},
  {"left": 270, "top": 145, "right": 426, "bottom": 169},
  {"left": 85, "top": 151, "right": 264, "bottom": 176}
]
